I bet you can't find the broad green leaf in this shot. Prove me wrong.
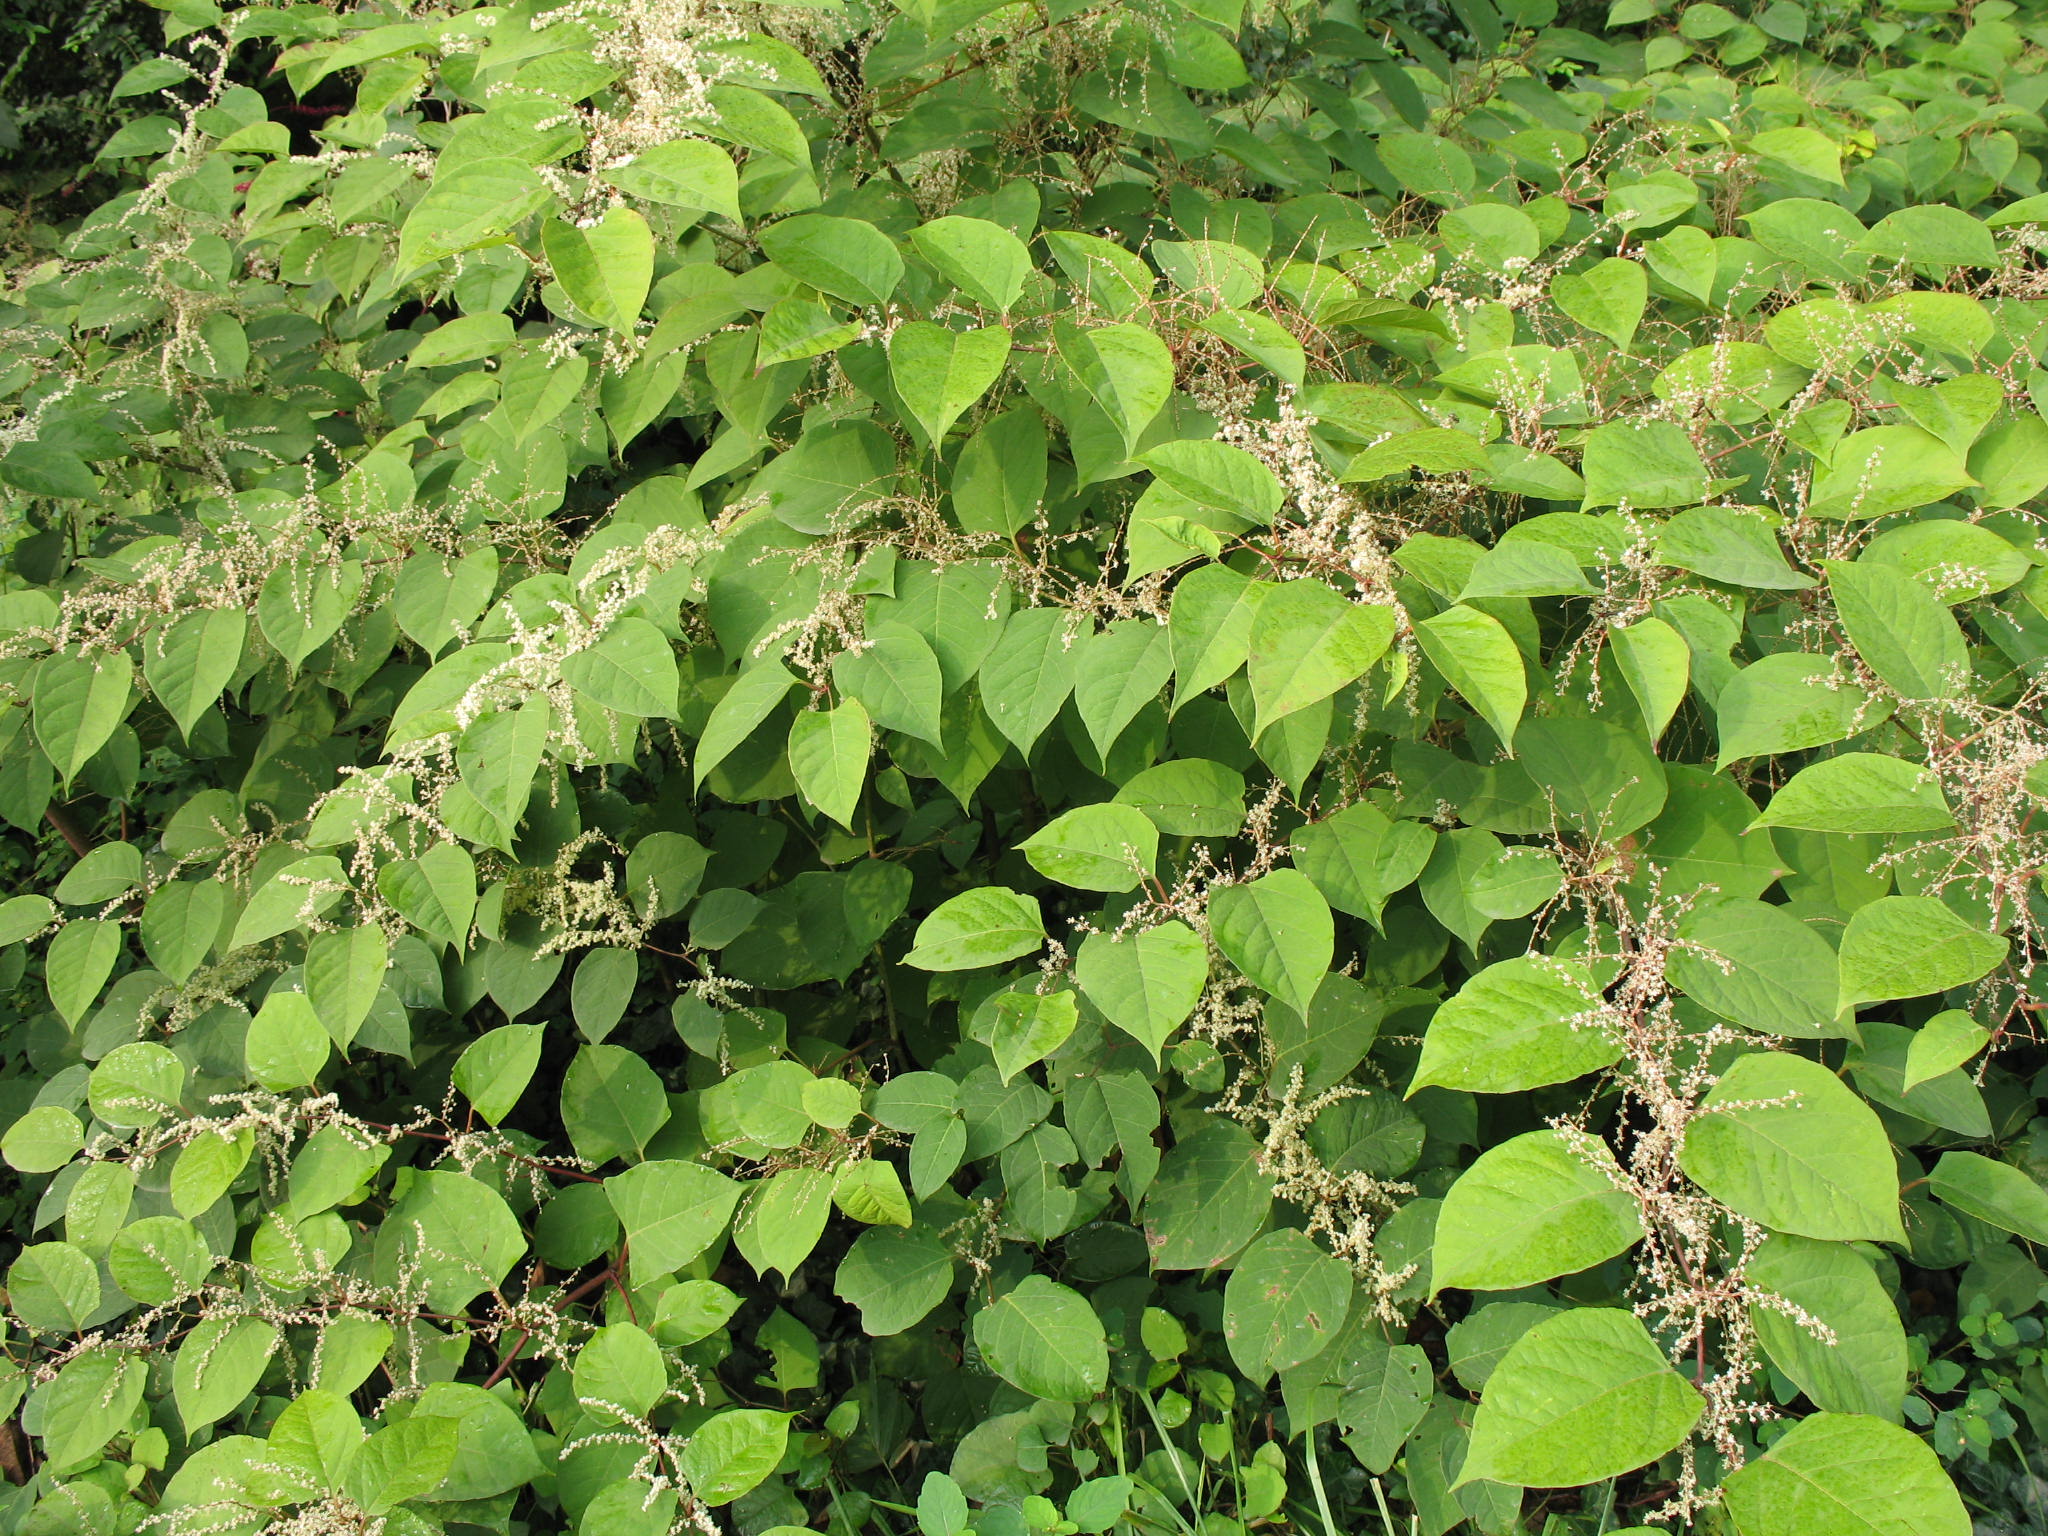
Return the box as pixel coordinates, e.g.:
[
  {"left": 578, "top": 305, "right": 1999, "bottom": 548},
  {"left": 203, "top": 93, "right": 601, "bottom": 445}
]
[
  {"left": 1414, "top": 604, "right": 1526, "bottom": 752},
  {"left": 1721, "top": 1413, "right": 1969, "bottom": 1536},
  {"left": 454, "top": 1024, "right": 543, "bottom": 1125},
  {"left": 759, "top": 214, "right": 903, "bottom": 307},
  {"left": 1223, "top": 1229, "right": 1351, "bottom": 1384},
  {"left": 304, "top": 924, "right": 387, "bottom": 1049},
  {"left": 46, "top": 918, "right": 121, "bottom": 1027},
  {"left": 543, "top": 206, "right": 653, "bottom": 331},
  {"left": 144, "top": 608, "right": 246, "bottom": 740},
  {"left": 2, "top": 1106, "right": 82, "bottom": 1174},
  {"left": 601, "top": 139, "right": 740, "bottom": 222},
  {"left": 834, "top": 627, "right": 945, "bottom": 747},
  {"left": 1580, "top": 420, "right": 1708, "bottom": 510},
  {"left": 789, "top": 699, "right": 870, "bottom": 828},
  {"left": 1209, "top": 869, "right": 1332, "bottom": 1019},
  {"left": 980, "top": 606, "right": 1077, "bottom": 754},
  {"left": 1925, "top": 1150, "right": 2048, "bottom": 1244},
  {"left": 695, "top": 660, "right": 798, "bottom": 788},
  {"left": 972, "top": 1275, "right": 1108, "bottom": 1403},
  {"left": 1822, "top": 560, "right": 1970, "bottom": 701},
  {"left": 1606, "top": 617, "right": 1688, "bottom": 742},
  {"left": 1290, "top": 803, "right": 1436, "bottom": 929},
  {"left": 910, "top": 215, "right": 1032, "bottom": 311},
  {"left": 1246, "top": 580, "right": 1395, "bottom": 738},
  {"left": 396, "top": 156, "right": 550, "bottom": 272},
  {"left": 903, "top": 888, "right": 1043, "bottom": 970},
  {"left": 1808, "top": 427, "right": 1975, "bottom": 520},
  {"left": 1903, "top": 1010, "right": 1988, "bottom": 1091},
  {"left": 563, "top": 617, "right": 680, "bottom": 718},
  {"left": 1749, "top": 1235, "right": 1907, "bottom": 1422},
  {"left": 1754, "top": 752, "right": 1952, "bottom": 835},
  {"left": 1678, "top": 1051, "right": 1905, "bottom": 1243},
  {"left": 1073, "top": 619, "right": 1174, "bottom": 757},
  {"left": 1668, "top": 897, "right": 1843, "bottom": 1040},
  {"left": 678, "top": 1409, "right": 791, "bottom": 1505},
  {"left": 1410, "top": 956, "right": 1617, "bottom": 1096},
  {"left": 174, "top": 1315, "right": 281, "bottom": 1434},
  {"left": 1716, "top": 652, "right": 1891, "bottom": 766},
  {"left": 1074, "top": 921, "right": 1207, "bottom": 1061},
  {"left": 1458, "top": 1310, "right": 1702, "bottom": 1489},
  {"left": 9, "top": 1241, "right": 99, "bottom": 1332},
  {"left": 561, "top": 1044, "right": 669, "bottom": 1165},
  {"left": 1143, "top": 1120, "right": 1272, "bottom": 1271},
  {"left": 607, "top": 1160, "right": 742, "bottom": 1276},
  {"left": 836, "top": 1226, "right": 955, "bottom": 1336},
  {"left": 34, "top": 651, "right": 133, "bottom": 784},
  {"left": 1434, "top": 1129, "right": 1642, "bottom": 1294},
  {"left": 1115, "top": 758, "right": 1246, "bottom": 837},
  {"left": 246, "top": 991, "right": 331, "bottom": 1090},
  {"left": 988, "top": 989, "right": 1080, "bottom": 1084},
  {"left": 1054, "top": 320, "right": 1173, "bottom": 455},
  {"left": 373, "top": 1170, "right": 523, "bottom": 1311},
  {"left": 1169, "top": 562, "right": 1258, "bottom": 706},
  {"left": 1549, "top": 258, "right": 1647, "bottom": 347},
  {"left": 1836, "top": 896, "right": 2007, "bottom": 1014},
  {"left": 889, "top": 322, "right": 1009, "bottom": 446},
  {"left": 1018, "top": 803, "right": 1159, "bottom": 892}
]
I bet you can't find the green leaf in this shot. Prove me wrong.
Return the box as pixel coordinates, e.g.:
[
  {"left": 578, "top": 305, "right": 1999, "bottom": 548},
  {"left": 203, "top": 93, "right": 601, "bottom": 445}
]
[
  {"left": 1410, "top": 956, "right": 1617, "bottom": 1096},
  {"left": 1606, "top": 617, "right": 1689, "bottom": 742},
  {"left": 2, "top": 1106, "right": 82, "bottom": 1174},
  {"left": 979, "top": 606, "right": 1078, "bottom": 754},
  {"left": 1748, "top": 1235, "right": 1907, "bottom": 1422},
  {"left": 759, "top": 214, "right": 903, "bottom": 307},
  {"left": 988, "top": 989, "right": 1080, "bottom": 1084},
  {"left": 1716, "top": 652, "right": 1891, "bottom": 766},
  {"left": 1222, "top": 1229, "right": 1352, "bottom": 1384},
  {"left": 1548, "top": 258, "right": 1647, "bottom": 346},
  {"left": 836, "top": 1226, "right": 955, "bottom": 1336},
  {"left": 373, "top": 1170, "right": 524, "bottom": 1311},
  {"left": 144, "top": 608, "right": 246, "bottom": 741},
  {"left": 1246, "top": 581, "right": 1395, "bottom": 738},
  {"left": 1290, "top": 803, "right": 1436, "bottom": 930},
  {"left": 575, "top": 1323, "right": 667, "bottom": 1422},
  {"left": 561, "top": 1044, "right": 670, "bottom": 1165},
  {"left": 174, "top": 1315, "right": 280, "bottom": 1433},
  {"left": 397, "top": 157, "right": 551, "bottom": 272},
  {"left": 789, "top": 700, "right": 870, "bottom": 829},
  {"left": 833, "top": 1157, "right": 912, "bottom": 1225},
  {"left": 1458, "top": 1310, "right": 1703, "bottom": 1489},
  {"left": 678, "top": 1409, "right": 791, "bottom": 1505},
  {"left": 1074, "top": 921, "right": 1207, "bottom": 1061},
  {"left": 903, "top": 887, "right": 1043, "bottom": 971},
  {"left": 1580, "top": 420, "right": 1709, "bottom": 510},
  {"left": 607, "top": 1160, "right": 743, "bottom": 1276},
  {"left": 601, "top": 139, "right": 740, "bottom": 222},
  {"left": 1142, "top": 1120, "right": 1272, "bottom": 1271},
  {"left": 46, "top": 918, "right": 121, "bottom": 1027},
  {"left": 1414, "top": 604, "right": 1526, "bottom": 752},
  {"left": 454, "top": 1024, "right": 543, "bottom": 1126},
  {"left": 910, "top": 215, "right": 1032, "bottom": 311},
  {"left": 563, "top": 617, "right": 680, "bottom": 718},
  {"left": 1054, "top": 320, "right": 1174, "bottom": 455},
  {"left": 972, "top": 1275, "right": 1108, "bottom": 1403},
  {"left": 8, "top": 1241, "right": 99, "bottom": 1331},
  {"left": 1750, "top": 125, "right": 1844, "bottom": 185},
  {"left": 1018, "top": 803, "right": 1159, "bottom": 892},
  {"left": 1808, "top": 427, "right": 1975, "bottom": 520},
  {"left": 1209, "top": 869, "right": 1332, "bottom": 1019},
  {"left": 1925, "top": 1150, "right": 2048, "bottom": 1244},
  {"left": 889, "top": 322, "right": 1009, "bottom": 446},
  {"left": 1836, "top": 895, "right": 2007, "bottom": 1014},
  {"left": 246, "top": 991, "right": 331, "bottom": 1090},
  {"left": 1115, "top": 758, "right": 1246, "bottom": 837},
  {"left": 695, "top": 661, "right": 798, "bottom": 789},
  {"left": 1821, "top": 560, "right": 1970, "bottom": 701},
  {"left": 543, "top": 206, "right": 653, "bottom": 331},
  {"left": 304, "top": 924, "right": 387, "bottom": 1050},
  {"left": 1903, "top": 1010, "right": 1988, "bottom": 1091},
  {"left": 834, "top": 627, "right": 945, "bottom": 747},
  {"left": 1721, "top": 1413, "right": 1969, "bottom": 1536},
  {"left": 346, "top": 1415, "right": 458, "bottom": 1515},
  {"left": 1678, "top": 1051, "right": 1904, "bottom": 1243},
  {"left": 1668, "top": 897, "right": 1843, "bottom": 1040},
  {"left": 1433, "top": 1129, "right": 1642, "bottom": 1294},
  {"left": 1073, "top": 620, "right": 1173, "bottom": 757},
  {"left": 1754, "top": 752, "right": 1952, "bottom": 835},
  {"left": 34, "top": 651, "right": 133, "bottom": 785}
]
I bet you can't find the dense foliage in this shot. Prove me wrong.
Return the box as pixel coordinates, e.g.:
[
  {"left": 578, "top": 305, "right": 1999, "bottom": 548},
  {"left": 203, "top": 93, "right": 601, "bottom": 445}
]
[{"left": 7, "top": 0, "right": 2048, "bottom": 1532}]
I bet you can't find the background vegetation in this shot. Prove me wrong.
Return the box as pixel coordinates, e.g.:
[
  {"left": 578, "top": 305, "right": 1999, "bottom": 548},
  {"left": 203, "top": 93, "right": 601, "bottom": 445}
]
[{"left": 3, "top": 1, "right": 2048, "bottom": 1534}]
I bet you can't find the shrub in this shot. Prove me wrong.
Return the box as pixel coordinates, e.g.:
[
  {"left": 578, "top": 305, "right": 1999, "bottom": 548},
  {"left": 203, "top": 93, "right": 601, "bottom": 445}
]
[{"left": 3, "top": 1, "right": 2048, "bottom": 1534}]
